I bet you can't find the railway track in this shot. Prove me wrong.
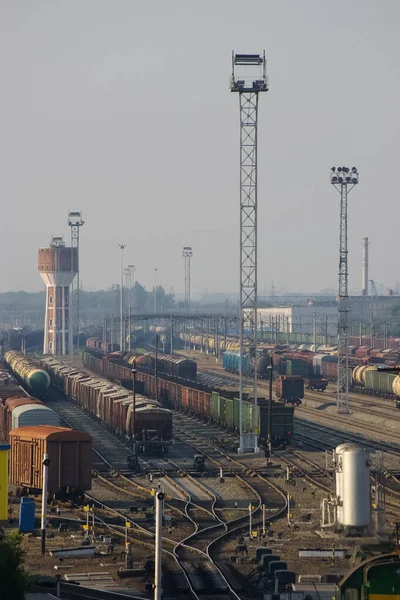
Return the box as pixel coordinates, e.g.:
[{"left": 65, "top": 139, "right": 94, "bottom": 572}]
[{"left": 45, "top": 386, "right": 268, "bottom": 599}]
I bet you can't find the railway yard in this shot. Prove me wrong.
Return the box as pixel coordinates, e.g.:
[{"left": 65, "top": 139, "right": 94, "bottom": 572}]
[{"left": 1, "top": 345, "right": 399, "bottom": 599}]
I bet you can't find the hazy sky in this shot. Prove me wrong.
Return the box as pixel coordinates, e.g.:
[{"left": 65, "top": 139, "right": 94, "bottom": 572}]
[{"left": 1, "top": 1, "right": 399, "bottom": 296}]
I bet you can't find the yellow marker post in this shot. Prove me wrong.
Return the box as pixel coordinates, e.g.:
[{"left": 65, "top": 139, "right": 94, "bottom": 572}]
[{"left": 0, "top": 444, "right": 10, "bottom": 521}]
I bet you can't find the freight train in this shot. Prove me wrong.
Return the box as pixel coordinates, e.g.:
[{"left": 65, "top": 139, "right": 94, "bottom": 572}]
[
  {"left": 181, "top": 331, "right": 400, "bottom": 352},
  {"left": 4, "top": 351, "right": 50, "bottom": 399},
  {"left": 221, "top": 346, "right": 400, "bottom": 404},
  {"left": 41, "top": 356, "right": 173, "bottom": 456},
  {"left": 81, "top": 351, "right": 294, "bottom": 448},
  {"left": 85, "top": 341, "right": 198, "bottom": 381}
]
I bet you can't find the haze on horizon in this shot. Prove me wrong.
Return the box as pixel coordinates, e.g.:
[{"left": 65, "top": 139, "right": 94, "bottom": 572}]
[{"left": 0, "top": 1, "right": 399, "bottom": 297}]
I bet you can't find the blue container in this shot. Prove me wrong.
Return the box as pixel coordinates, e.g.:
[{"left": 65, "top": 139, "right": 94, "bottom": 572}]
[{"left": 19, "top": 497, "right": 35, "bottom": 533}]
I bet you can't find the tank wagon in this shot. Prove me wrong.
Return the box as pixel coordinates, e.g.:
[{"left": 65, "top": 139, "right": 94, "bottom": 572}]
[
  {"left": 9, "top": 425, "right": 92, "bottom": 499},
  {"left": 337, "top": 553, "right": 400, "bottom": 600},
  {"left": 81, "top": 351, "right": 294, "bottom": 448},
  {"left": 41, "top": 357, "right": 172, "bottom": 456},
  {"left": 4, "top": 351, "right": 50, "bottom": 399},
  {"left": 0, "top": 396, "right": 60, "bottom": 441}
]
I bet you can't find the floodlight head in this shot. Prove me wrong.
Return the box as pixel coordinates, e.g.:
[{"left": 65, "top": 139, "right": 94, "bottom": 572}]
[
  {"left": 346, "top": 176, "right": 351, "bottom": 182},
  {"left": 338, "top": 177, "right": 343, "bottom": 183},
  {"left": 337, "top": 167, "right": 342, "bottom": 172},
  {"left": 331, "top": 167, "right": 336, "bottom": 172},
  {"left": 332, "top": 176, "right": 338, "bottom": 183},
  {"left": 182, "top": 246, "right": 193, "bottom": 258},
  {"left": 352, "top": 177, "right": 358, "bottom": 183},
  {"left": 352, "top": 167, "right": 357, "bottom": 173}
]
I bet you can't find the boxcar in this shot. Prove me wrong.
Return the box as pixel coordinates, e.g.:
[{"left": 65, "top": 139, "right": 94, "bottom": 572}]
[
  {"left": 9, "top": 425, "right": 92, "bottom": 499},
  {"left": 275, "top": 376, "right": 304, "bottom": 406}
]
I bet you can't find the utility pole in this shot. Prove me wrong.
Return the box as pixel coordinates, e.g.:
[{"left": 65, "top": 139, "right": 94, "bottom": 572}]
[
  {"left": 68, "top": 211, "right": 84, "bottom": 354},
  {"left": 330, "top": 166, "right": 359, "bottom": 413},
  {"left": 154, "top": 491, "right": 164, "bottom": 600},
  {"left": 118, "top": 244, "right": 127, "bottom": 352},
  {"left": 313, "top": 307, "right": 317, "bottom": 350},
  {"left": 231, "top": 51, "right": 268, "bottom": 453},
  {"left": 41, "top": 454, "right": 50, "bottom": 555}
]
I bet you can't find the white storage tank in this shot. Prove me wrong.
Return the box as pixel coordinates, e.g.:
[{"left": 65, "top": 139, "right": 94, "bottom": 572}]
[
  {"left": 334, "top": 443, "right": 352, "bottom": 525},
  {"left": 11, "top": 404, "right": 60, "bottom": 430},
  {"left": 335, "top": 443, "right": 370, "bottom": 530}
]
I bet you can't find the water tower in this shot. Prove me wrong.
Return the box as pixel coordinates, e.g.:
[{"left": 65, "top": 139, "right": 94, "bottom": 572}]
[{"left": 38, "top": 236, "right": 77, "bottom": 355}]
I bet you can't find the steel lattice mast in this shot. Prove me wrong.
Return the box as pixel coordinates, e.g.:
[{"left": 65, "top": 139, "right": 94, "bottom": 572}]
[
  {"left": 231, "top": 52, "right": 268, "bottom": 453},
  {"left": 68, "top": 211, "right": 84, "bottom": 354},
  {"left": 330, "top": 166, "right": 359, "bottom": 413},
  {"left": 182, "top": 247, "right": 193, "bottom": 351}
]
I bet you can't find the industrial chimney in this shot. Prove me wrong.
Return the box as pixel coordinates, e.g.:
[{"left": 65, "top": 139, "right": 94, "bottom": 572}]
[{"left": 362, "top": 237, "right": 369, "bottom": 296}]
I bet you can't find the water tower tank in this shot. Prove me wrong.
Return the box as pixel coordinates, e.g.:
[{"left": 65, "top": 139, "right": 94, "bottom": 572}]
[{"left": 336, "top": 444, "right": 370, "bottom": 529}]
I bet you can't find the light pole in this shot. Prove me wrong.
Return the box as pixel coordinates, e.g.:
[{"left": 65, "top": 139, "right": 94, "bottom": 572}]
[
  {"left": 330, "top": 166, "right": 359, "bottom": 413},
  {"left": 231, "top": 51, "right": 268, "bottom": 453},
  {"left": 154, "top": 491, "right": 164, "bottom": 600},
  {"left": 132, "top": 366, "right": 137, "bottom": 448},
  {"left": 267, "top": 358, "right": 273, "bottom": 464},
  {"left": 128, "top": 265, "right": 135, "bottom": 350},
  {"left": 182, "top": 247, "right": 193, "bottom": 351},
  {"left": 41, "top": 453, "right": 51, "bottom": 555},
  {"left": 118, "top": 244, "right": 127, "bottom": 352},
  {"left": 153, "top": 268, "right": 158, "bottom": 314}
]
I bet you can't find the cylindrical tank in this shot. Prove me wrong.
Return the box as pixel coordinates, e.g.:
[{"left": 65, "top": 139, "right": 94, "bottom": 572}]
[
  {"left": 4, "top": 351, "right": 51, "bottom": 397},
  {"left": 336, "top": 443, "right": 370, "bottom": 529},
  {"left": 353, "top": 365, "right": 377, "bottom": 386},
  {"left": 392, "top": 375, "right": 400, "bottom": 399}
]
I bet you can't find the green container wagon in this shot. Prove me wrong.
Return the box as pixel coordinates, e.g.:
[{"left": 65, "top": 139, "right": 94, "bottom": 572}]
[
  {"left": 365, "top": 370, "right": 396, "bottom": 396},
  {"left": 218, "top": 395, "right": 225, "bottom": 421},
  {"left": 233, "top": 397, "right": 240, "bottom": 429},
  {"left": 287, "top": 360, "right": 309, "bottom": 377},
  {"left": 211, "top": 391, "right": 219, "bottom": 420},
  {"left": 225, "top": 398, "right": 234, "bottom": 427}
]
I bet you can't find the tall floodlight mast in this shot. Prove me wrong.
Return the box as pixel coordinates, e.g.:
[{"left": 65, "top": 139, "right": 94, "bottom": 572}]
[
  {"left": 330, "top": 166, "right": 359, "bottom": 413},
  {"left": 231, "top": 52, "right": 268, "bottom": 452},
  {"left": 68, "top": 211, "right": 84, "bottom": 354},
  {"left": 182, "top": 247, "right": 193, "bottom": 351},
  {"left": 118, "top": 244, "right": 127, "bottom": 351}
]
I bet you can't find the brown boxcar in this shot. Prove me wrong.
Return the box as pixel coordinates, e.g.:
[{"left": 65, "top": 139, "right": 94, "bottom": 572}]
[
  {"left": 275, "top": 375, "right": 304, "bottom": 405},
  {"left": 9, "top": 425, "right": 92, "bottom": 497}
]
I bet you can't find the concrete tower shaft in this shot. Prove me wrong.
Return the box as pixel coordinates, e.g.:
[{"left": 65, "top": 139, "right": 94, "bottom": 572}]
[{"left": 38, "top": 237, "right": 77, "bottom": 355}]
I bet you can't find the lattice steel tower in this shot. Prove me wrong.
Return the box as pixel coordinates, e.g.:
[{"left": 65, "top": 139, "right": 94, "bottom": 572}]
[
  {"left": 330, "top": 167, "right": 359, "bottom": 413},
  {"left": 231, "top": 52, "right": 268, "bottom": 452},
  {"left": 68, "top": 211, "right": 84, "bottom": 354},
  {"left": 182, "top": 247, "right": 193, "bottom": 350}
]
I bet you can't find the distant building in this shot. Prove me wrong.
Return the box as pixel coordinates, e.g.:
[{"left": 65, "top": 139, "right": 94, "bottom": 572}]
[{"left": 257, "top": 306, "right": 337, "bottom": 336}]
